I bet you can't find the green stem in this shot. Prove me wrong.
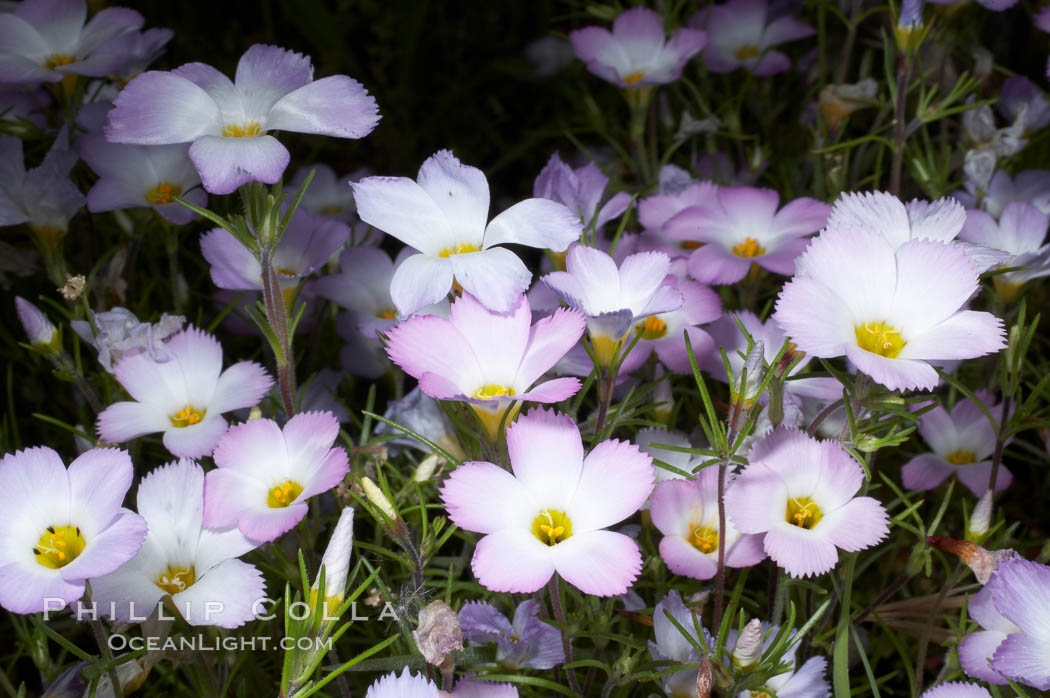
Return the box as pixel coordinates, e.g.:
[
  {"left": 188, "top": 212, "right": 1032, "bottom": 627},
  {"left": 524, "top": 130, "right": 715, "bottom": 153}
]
[{"left": 548, "top": 575, "right": 580, "bottom": 694}]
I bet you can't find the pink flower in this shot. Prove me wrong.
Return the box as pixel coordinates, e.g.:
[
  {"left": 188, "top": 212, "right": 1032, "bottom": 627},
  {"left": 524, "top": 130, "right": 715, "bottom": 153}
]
[
  {"left": 773, "top": 227, "right": 1005, "bottom": 392},
  {"left": 726, "top": 429, "right": 888, "bottom": 578},
  {"left": 439, "top": 408, "right": 654, "bottom": 596},
  {"left": 97, "top": 327, "right": 273, "bottom": 459},
  {"left": 569, "top": 7, "right": 706, "bottom": 88},
  {"left": 203, "top": 412, "right": 349, "bottom": 543},
  {"left": 901, "top": 392, "right": 1012, "bottom": 496},
  {"left": 385, "top": 293, "right": 584, "bottom": 440},
  {"left": 663, "top": 186, "right": 830, "bottom": 285},
  {"left": 650, "top": 468, "right": 766, "bottom": 580}
]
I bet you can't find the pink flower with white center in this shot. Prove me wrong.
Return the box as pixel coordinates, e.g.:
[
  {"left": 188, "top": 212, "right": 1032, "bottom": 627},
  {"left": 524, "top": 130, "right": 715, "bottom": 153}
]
[
  {"left": 651, "top": 468, "right": 766, "bottom": 580},
  {"left": 568, "top": 7, "right": 707, "bottom": 88},
  {"left": 384, "top": 293, "right": 584, "bottom": 441},
  {"left": 902, "top": 392, "right": 1012, "bottom": 496},
  {"left": 638, "top": 180, "right": 719, "bottom": 247},
  {"left": 0, "top": 447, "right": 145, "bottom": 614},
  {"left": 0, "top": 0, "right": 143, "bottom": 84},
  {"left": 352, "top": 150, "right": 582, "bottom": 315},
  {"left": 617, "top": 276, "right": 721, "bottom": 375},
  {"left": 104, "top": 44, "right": 379, "bottom": 194},
  {"left": 364, "top": 669, "right": 518, "bottom": 698},
  {"left": 691, "top": 0, "right": 815, "bottom": 76},
  {"left": 662, "top": 186, "right": 830, "bottom": 285},
  {"left": 203, "top": 412, "right": 349, "bottom": 543},
  {"left": 726, "top": 429, "right": 889, "bottom": 578},
  {"left": 541, "top": 244, "right": 683, "bottom": 366},
  {"left": 97, "top": 327, "right": 273, "bottom": 459},
  {"left": 960, "top": 201, "right": 1050, "bottom": 300},
  {"left": 440, "top": 408, "right": 654, "bottom": 596},
  {"left": 91, "top": 459, "right": 264, "bottom": 628},
  {"left": 773, "top": 227, "right": 1006, "bottom": 392}
]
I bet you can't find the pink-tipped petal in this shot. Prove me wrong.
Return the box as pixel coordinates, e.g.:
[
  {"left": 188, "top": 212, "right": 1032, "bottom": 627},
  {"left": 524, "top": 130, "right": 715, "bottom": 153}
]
[
  {"left": 440, "top": 461, "right": 535, "bottom": 534},
  {"left": 550, "top": 530, "right": 641, "bottom": 596},
  {"left": 472, "top": 529, "right": 555, "bottom": 593}
]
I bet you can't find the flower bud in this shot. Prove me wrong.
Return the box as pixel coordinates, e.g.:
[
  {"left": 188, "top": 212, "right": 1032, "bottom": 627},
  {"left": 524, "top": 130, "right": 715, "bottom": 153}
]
[
  {"left": 15, "top": 296, "right": 59, "bottom": 354},
  {"left": 311, "top": 507, "right": 354, "bottom": 614},
  {"left": 413, "top": 453, "right": 441, "bottom": 482},
  {"left": 966, "top": 491, "right": 993, "bottom": 542},
  {"left": 413, "top": 600, "right": 463, "bottom": 682},
  {"left": 926, "top": 536, "right": 1018, "bottom": 584},
  {"left": 361, "top": 476, "right": 397, "bottom": 521},
  {"left": 653, "top": 366, "right": 674, "bottom": 425},
  {"left": 731, "top": 618, "right": 764, "bottom": 669}
]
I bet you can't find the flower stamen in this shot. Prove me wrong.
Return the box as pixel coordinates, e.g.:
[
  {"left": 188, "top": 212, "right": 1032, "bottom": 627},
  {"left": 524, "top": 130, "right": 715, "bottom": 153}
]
[
  {"left": 170, "top": 405, "right": 205, "bottom": 428},
  {"left": 33, "top": 525, "right": 85, "bottom": 569},
  {"left": 267, "top": 480, "right": 303, "bottom": 508},
  {"left": 531, "top": 509, "right": 572, "bottom": 546},
  {"left": 731, "top": 237, "right": 766, "bottom": 258},
  {"left": 785, "top": 497, "right": 823, "bottom": 530},
  {"left": 855, "top": 321, "right": 906, "bottom": 358}
]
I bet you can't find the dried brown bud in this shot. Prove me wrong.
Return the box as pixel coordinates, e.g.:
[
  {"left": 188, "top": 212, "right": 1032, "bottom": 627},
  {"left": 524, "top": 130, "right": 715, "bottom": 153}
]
[
  {"left": 695, "top": 655, "right": 713, "bottom": 698},
  {"left": 58, "top": 273, "right": 86, "bottom": 301},
  {"left": 926, "top": 536, "right": 1018, "bottom": 584},
  {"left": 413, "top": 600, "right": 463, "bottom": 686}
]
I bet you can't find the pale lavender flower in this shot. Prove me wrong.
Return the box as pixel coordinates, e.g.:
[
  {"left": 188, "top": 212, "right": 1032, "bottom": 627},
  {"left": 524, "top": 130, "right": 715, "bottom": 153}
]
[
  {"left": 774, "top": 227, "right": 1005, "bottom": 392},
  {"left": 0, "top": 86, "right": 49, "bottom": 129},
  {"left": 0, "top": 0, "right": 143, "bottom": 84},
  {"left": 636, "top": 427, "right": 701, "bottom": 489},
  {"left": 352, "top": 150, "right": 581, "bottom": 315},
  {"left": 960, "top": 202, "right": 1050, "bottom": 297},
  {"left": 533, "top": 152, "right": 631, "bottom": 231},
  {"left": 0, "top": 446, "right": 146, "bottom": 614},
  {"left": 922, "top": 683, "right": 991, "bottom": 698},
  {"left": 955, "top": 169, "right": 1050, "bottom": 218},
  {"left": 71, "top": 307, "right": 185, "bottom": 372},
  {"left": 76, "top": 134, "right": 205, "bottom": 225},
  {"left": 727, "top": 429, "right": 889, "bottom": 578},
  {"left": 91, "top": 459, "right": 263, "bottom": 628},
  {"left": 569, "top": 7, "right": 706, "bottom": 88},
  {"left": 290, "top": 163, "right": 370, "bottom": 225},
  {"left": 999, "top": 76, "right": 1050, "bottom": 133},
  {"left": 728, "top": 624, "right": 831, "bottom": 697},
  {"left": 375, "top": 386, "right": 464, "bottom": 460},
  {"left": 0, "top": 133, "right": 84, "bottom": 240},
  {"left": 105, "top": 44, "right": 379, "bottom": 194},
  {"left": 541, "top": 244, "right": 683, "bottom": 366},
  {"left": 692, "top": 0, "right": 814, "bottom": 76},
  {"left": 104, "top": 26, "right": 173, "bottom": 82},
  {"left": 664, "top": 186, "right": 830, "bottom": 284},
  {"left": 648, "top": 589, "right": 713, "bottom": 697},
  {"left": 458, "top": 599, "right": 565, "bottom": 669},
  {"left": 960, "top": 557, "right": 1050, "bottom": 689}
]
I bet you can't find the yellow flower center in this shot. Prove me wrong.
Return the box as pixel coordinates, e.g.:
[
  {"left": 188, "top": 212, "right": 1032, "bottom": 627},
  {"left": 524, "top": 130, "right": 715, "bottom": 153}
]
[
  {"left": 222, "top": 121, "right": 263, "bottom": 138},
  {"left": 680, "top": 240, "right": 703, "bottom": 250},
  {"left": 855, "top": 321, "right": 906, "bottom": 358},
  {"left": 145, "top": 182, "right": 181, "bottom": 205},
  {"left": 945, "top": 449, "right": 977, "bottom": 465},
  {"left": 622, "top": 71, "right": 646, "bottom": 84},
  {"left": 532, "top": 509, "right": 572, "bottom": 546},
  {"left": 376, "top": 308, "right": 397, "bottom": 319},
  {"left": 44, "top": 54, "right": 75, "bottom": 70},
  {"left": 688, "top": 525, "right": 719, "bottom": 554},
  {"left": 320, "top": 205, "right": 344, "bottom": 216},
  {"left": 731, "top": 236, "right": 766, "bottom": 258},
  {"left": 437, "top": 242, "right": 481, "bottom": 258},
  {"left": 635, "top": 315, "right": 668, "bottom": 341},
  {"left": 155, "top": 565, "right": 196, "bottom": 595},
  {"left": 170, "top": 405, "right": 205, "bottom": 428},
  {"left": 267, "top": 480, "right": 303, "bottom": 508},
  {"left": 34, "top": 525, "right": 86, "bottom": 569},
  {"left": 734, "top": 45, "right": 761, "bottom": 61},
  {"left": 786, "top": 497, "right": 823, "bottom": 530},
  {"left": 472, "top": 384, "right": 515, "bottom": 400},
  {"left": 274, "top": 266, "right": 299, "bottom": 277}
]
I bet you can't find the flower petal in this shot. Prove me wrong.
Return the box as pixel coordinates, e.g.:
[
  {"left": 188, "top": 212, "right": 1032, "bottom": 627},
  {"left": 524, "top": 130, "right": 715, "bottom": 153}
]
[
  {"left": 485, "top": 198, "right": 582, "bottom": 252},
  {"left": 105, "top": 72, "right": 222, "bottom": 144},
  {"left": 188, "top": 134, "right": 289, "bottom": 195},
  {"left": 440, "top": 461, "right": 535, "bottom": 534},
  {"left": 472, "top": 529, "right": 555, "bottom": 593},
  {"left": 571, "top": 438, "right": 653, "bottom": 531},
  {"left": 550, "top": 530, "right": 641, "bottom": 596},
  {"left": 268, "top": 75, "right": 380, "bottom": 138}
]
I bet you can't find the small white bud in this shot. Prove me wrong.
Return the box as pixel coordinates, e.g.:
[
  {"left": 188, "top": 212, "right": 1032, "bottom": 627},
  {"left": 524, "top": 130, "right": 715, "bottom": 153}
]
[
  {"left": 413, "top": 453, "right": 441, "bottom": 482},
  {"left": 967, "top": 491, "right": 994, "bottom": 541},
  {"left": 312, "top": 507, "right": 354, "bottom": 604},
  {"left": 731, "top": 618, "right": 764, "bottom": 669},
  {"left": 361, "top": 477, "right": 397, "bottom": 520}
]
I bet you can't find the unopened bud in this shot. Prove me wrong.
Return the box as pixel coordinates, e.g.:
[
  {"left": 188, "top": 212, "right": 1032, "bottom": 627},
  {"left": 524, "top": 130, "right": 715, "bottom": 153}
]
[
  {"left": 58, "top": 273, "right": 85, "bottom": 301},
  {"left": 653, "top": 366, "right": 674, "bottom": 425},
  {"left": 361, "top": 476, "right": 397, "bottom": 521},
  {"left": 15, "top": 296, "right": 59, "bottom": 354},
  {"left": 735, "top": 340, "right": 766, "bottom": 408},
  {"left": 312, "top": 507, "right": 354, "bottom": 611},
  {"left": 819, "top": 79, "right": 878, "bottom": 131},
  {"left": 695, "top": 655, "right": 713, "bottom": 698},
  {"left": 966, "top": 491, "right": 993, "bottom": 542},
  {"left": 413, "top": 600, "right": 463, "bottom": 684},
  {"left": 247, "top": 406, "right": 263, "bottom": 421},
  {"left": 731, "top": 618, "right": 764, "bottom": 669},
  {"left": 413, "top": 453, "right": 441, "bottom": 482}
]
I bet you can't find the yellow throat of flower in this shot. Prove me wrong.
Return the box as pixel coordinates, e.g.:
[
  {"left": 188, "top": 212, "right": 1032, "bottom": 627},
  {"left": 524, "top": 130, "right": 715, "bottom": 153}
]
[
  {"left": 635, "top": 315, "right": 668, "bottom": 341},
  {"left": 786, "top": 497, "right": 823, "bottom": 530},
  {"left": 44, "top": 54, "right": 75, "bottom": 70},
  {"left": 155, "top": 565, "right": 196, "bottom": 595},
  {"left": 438, "top": 242, "right": 481, "bottom": 258},
  {"left": 223, "top": 121, "right": 262, "bottom": 138},
  {"left": 855, "top": 321, "right": 906, "bottom": 358},
  {"left": 170, "top": 405, "right": 206, "bottom": 428},
  {"left": 945, "top": 449, "right": 976, "bottom": 465},
  {"left": 689, "top": 524, "right": 719, "bottom": 554},
  {"left": 146, "top": 182, "right": 181, "bottom": 205},
  {"left": 267, "top": 480, "right": 303, "bottom": 508},
  {"left": 731, "top": 236, "right": 766, "bottom": 258},
  {"left": 622, "top": 71, "right": 646, "bottom": 85},
  {"left": 532, "top": 509, "right": 572, "bottom": 546},
  {"left": 34, "top": 525, "right": 85, "bottom": 569},
  {"left": 734, "top": 45, "right": 761, "bottom": 61}
]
